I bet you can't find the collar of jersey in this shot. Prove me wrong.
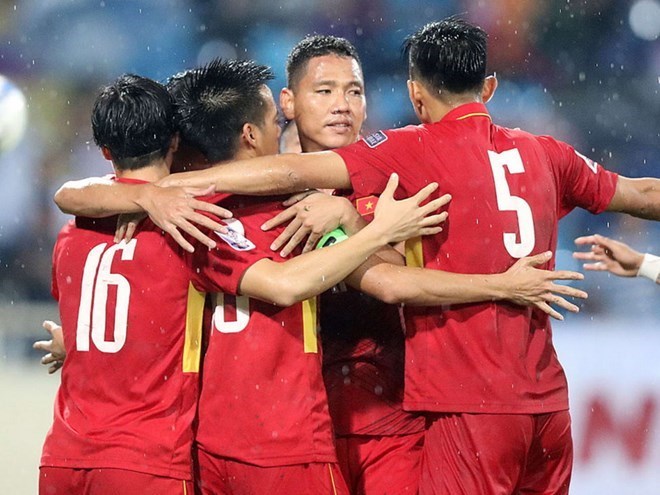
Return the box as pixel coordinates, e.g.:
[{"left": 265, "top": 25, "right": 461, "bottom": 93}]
[
  {"left": 114, "top": 176, "right": 150, "bottom": 185},
  {"left": 440, "top": 102, "right": 491, "bottom": 123}
]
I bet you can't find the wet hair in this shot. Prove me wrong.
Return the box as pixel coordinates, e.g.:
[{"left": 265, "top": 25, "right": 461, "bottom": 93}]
[
  {"left": 286, "top": 35, "right": 361, "bottom": 89},
  {"left": 404, "top": 18, "right": 488, "bottom": 95},
  {"left": 167, "top": 58, "right": 274, "bottom": 162},
  {"left": 91, "top": 74, "right": 175, "bottom": 170}
]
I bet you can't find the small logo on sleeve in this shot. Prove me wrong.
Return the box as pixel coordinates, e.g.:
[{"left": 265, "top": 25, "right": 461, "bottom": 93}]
[
  {"left": 574, "top": 150, "right": 599, "bottom": 174},
  {"left": 215, "top": 218, "right": 256, "bottom": 251},
  {"left": 363, "top": 131, "right": 388, "bottom": 148}
]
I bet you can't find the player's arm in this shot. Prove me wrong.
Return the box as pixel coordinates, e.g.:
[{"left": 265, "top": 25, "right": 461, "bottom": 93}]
[
  {"left": 237, "top": 174, "right": 445, "bottom": 306},
  {"left": 32, "top": 320, "right": 66, "bottom": 374},
  {"left": 574, "top": 234, "right": 659, "bottom": 284},
  {"left": 160, "top": 151, "right": 352, "bottom": 194},
  {"left": 54, "top": 177, "right": 232, "bottom": 252},
  {"left": 347, "top": 252, "right": 587, "bottom": 321},
  {"left": 55, "top": 176, "right": 150, "bottom": 216},
  {"left": 606, "top": 176, "right": 660, "bottom": 220}
]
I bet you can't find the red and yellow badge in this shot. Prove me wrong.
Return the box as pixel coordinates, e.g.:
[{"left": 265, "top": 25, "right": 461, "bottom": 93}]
[{"left": 355, "top": 195, "right": 379, "bottom": 217}]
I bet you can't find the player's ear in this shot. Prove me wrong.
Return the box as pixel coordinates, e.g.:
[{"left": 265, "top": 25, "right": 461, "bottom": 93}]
[
  {"left": 407, "top": 79, "right": 427, "bottom": 122},
  {"left": 242, "top": 122, "right": 258, "bottom": 149},
  {"left": 481, "top": 75, "right": 498, "bottom": 103},
  {"left": 101, "top": 146, "right": 113, "bottom": 161},
  {"left": 280, "top": 88, "right": 296, "bottom": 121},
  {"left": 169, "top": 133, "right": 180, "bottom": 154}
]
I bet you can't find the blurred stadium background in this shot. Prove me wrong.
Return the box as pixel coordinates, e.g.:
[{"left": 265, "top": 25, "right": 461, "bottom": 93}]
[{"left": 0, "top": 0, "right": 657, "bottom": 493}]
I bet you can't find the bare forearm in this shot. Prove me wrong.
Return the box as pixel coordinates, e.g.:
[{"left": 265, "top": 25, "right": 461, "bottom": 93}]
[
  {"left": 608, "top": 177, "right": 660, "bottom": 221},
  {"left": 353, "top": 263, "right": 508, "bottom": 306},
  {"left": 55, "top": 178, "right": 149, "bottom": 216},
  {"left": 164, "top": 152, "right": 351, "bottom": 194},
  {"left": 242, "top": 223, "right": 391, "bottom": 306}
]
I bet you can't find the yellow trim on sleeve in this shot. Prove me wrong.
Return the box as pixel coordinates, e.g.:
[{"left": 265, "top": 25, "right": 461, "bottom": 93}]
[
  {"left": 183, "top": 282, "right": 205, "bottom": 373},
  {"left": 302, "top": 297, "right": 318, "bottom": 354}
]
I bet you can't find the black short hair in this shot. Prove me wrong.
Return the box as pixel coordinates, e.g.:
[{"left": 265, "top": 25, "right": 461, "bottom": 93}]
[
  {"left": 286, "top": 35, "right": 361, "bottom": 89},
  {"left": 92, "top": 74, "right": 175, "bottom": 170},
  {"left": 404, "top": 18, "right": 488, "bottom": 95},
  {"left": 167, "top": 59, "right": 274, "bottom": 162}
]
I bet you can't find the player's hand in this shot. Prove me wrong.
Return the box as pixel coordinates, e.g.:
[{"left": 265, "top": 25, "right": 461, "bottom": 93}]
[
  {"left": 33, "top": 320, "right": 66, "bottom": 374},
  {"left": 114, "top": 212, "right": 147, "bottom": 243},
  {"left": 261, "top": 193, "right": 359, "bottom": 256},
  {"left": 370, "top": 174, "right": 450, "bottom": 244},
  {"left": 500, "top": 252, "right": 587, "bottom": 320},
  {"left": 138, "top": 183, "right": 233, "bottom": 253},
  {"left": 573, "top": 234, "right": 644, "bottom": 277}
]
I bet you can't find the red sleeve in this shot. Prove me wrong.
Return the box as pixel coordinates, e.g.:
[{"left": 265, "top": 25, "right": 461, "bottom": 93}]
[
  {"left": 50, "top": 221, "right": 74, "bottom": 302},
  {"left": 189, "top": 218, "right": 274, "bottom": 296},
  {"left": 51, "top": 248, "right": 59, "bottom": 302},
  {"left": 334, "top": 126, "right": 425, "bottom": 199},
  {"left": 539, "top": 136, "right": 619, "bottom": 218}
]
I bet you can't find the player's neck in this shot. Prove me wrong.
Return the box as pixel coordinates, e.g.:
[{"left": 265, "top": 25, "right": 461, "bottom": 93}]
[
  {"left": 424, "top": 94, "right": 482, "bottom": 123},
  {"left": 229, "top": 146, "right": 262, "bottom": 163},
  {"left": 115, "top": 161, "right": 170, "bottom": 183}
]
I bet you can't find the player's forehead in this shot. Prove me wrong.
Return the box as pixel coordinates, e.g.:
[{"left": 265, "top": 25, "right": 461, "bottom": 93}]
[{"left": 299, "top": 54, "right": 364, "bottom": 87}]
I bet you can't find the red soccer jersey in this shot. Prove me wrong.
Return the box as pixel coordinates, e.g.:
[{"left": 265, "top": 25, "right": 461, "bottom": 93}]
[
  {"left": 320, "top": 192, "right": 425, "bottom": 436},
  {"left": 335, "top": 102, "right": 618, "bottom": 415},
  {"left": 41, "top": 206, "right": 246, "bottom": 479},
  {"left": 194, "top": 194, "right": 337, "bottom": 467},
  {"left": 321, "top": 287, "right": 425, "bottom": 436}
]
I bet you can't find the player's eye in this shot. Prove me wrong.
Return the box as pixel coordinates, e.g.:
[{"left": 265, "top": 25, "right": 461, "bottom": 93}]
[
  {"left": 316, "top": 88, "right": 331, "bottom": 94},
  {"left": 349, "top": 88, "right": 363, "bottom": 97}
]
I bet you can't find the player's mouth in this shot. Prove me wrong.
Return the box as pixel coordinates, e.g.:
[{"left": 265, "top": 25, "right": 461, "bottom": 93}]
[{"left": 325, "top": 121, "right": 353, "bottom": 133}]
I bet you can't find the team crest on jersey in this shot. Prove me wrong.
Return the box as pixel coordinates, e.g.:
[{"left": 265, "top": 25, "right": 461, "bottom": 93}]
[
  {"left": 363, "top": 131, "right": 388, "bottom": 148},
  {"left": 215, "top": 218, "right": 255, "bottom": 251},
  {"left": 574, "top": 150, "right": 599, "bottom": 174}
]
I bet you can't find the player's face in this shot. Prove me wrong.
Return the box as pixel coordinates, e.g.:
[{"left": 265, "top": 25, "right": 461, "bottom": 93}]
[
  {"left": 253, "top": 85, "right": 281, "bottom": 157},
  {"left": 282, "top": 55, "right": 366, "bottom": 152}
]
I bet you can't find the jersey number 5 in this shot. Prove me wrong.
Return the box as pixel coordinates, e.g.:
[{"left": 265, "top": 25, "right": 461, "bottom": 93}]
[
  {"left": 76, "top": 240, "right": 137, "bottom": 353},
  {"left": 488, "top": 149, "right": 535, "bottom": 258}
]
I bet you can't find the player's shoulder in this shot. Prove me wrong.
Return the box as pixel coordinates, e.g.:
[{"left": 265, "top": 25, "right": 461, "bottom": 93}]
[
  {"left": 492, "top": 122, "right": 542, "bottom": 142},
  {"left": 491, "top": 124, "right": 565, "bottom": 157},
  {"left": 360, "top": 124, "right": 423, "bottom": 149}
]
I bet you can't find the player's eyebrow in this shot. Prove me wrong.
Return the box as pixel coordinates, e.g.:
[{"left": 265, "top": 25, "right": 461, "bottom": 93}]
[{"left": 314, "top": 79, "right": 364, "bottom": 88}]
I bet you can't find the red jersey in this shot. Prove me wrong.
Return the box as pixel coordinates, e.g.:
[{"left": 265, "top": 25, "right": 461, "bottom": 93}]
[
  {"left": 194, "top": 194, "right": 337, "bottom": 467},
  {"left": 335, "top": 102, "right": 618, "bottom": 415},
  {"left": 42, "top": 201, "right": 240, "bottom": 479},
  {"left": 320, "top": 193, "right": 425, "bottom": 436}
]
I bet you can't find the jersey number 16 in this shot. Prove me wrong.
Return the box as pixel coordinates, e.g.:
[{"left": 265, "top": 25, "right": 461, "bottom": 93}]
[{"left": 76, "top": 240, "right": 137, "bottom": 353}]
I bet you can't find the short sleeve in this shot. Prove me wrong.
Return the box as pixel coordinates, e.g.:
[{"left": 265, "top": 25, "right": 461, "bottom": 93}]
[
  {"left": 51, "top": 249, "right": 60, "bottom": 301},
  {"left": 189, "top": 218, "right": 274, "bottom": 296},
  {"left": 334, "top": 126, "right": 425, "bottom": 199},
  {"left": 539, "top": 136, "right": 619, "bottom": 218}
]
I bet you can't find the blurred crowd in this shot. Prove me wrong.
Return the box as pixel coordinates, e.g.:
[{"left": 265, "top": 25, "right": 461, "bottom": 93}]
[{"left": 0, "top": 0, "right": 657, "bottom": 317}]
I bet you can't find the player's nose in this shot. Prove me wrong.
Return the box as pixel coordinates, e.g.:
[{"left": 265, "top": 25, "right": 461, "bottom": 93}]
[{"left": 331, "top": 92, "right": 350, "bottom": 113}]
